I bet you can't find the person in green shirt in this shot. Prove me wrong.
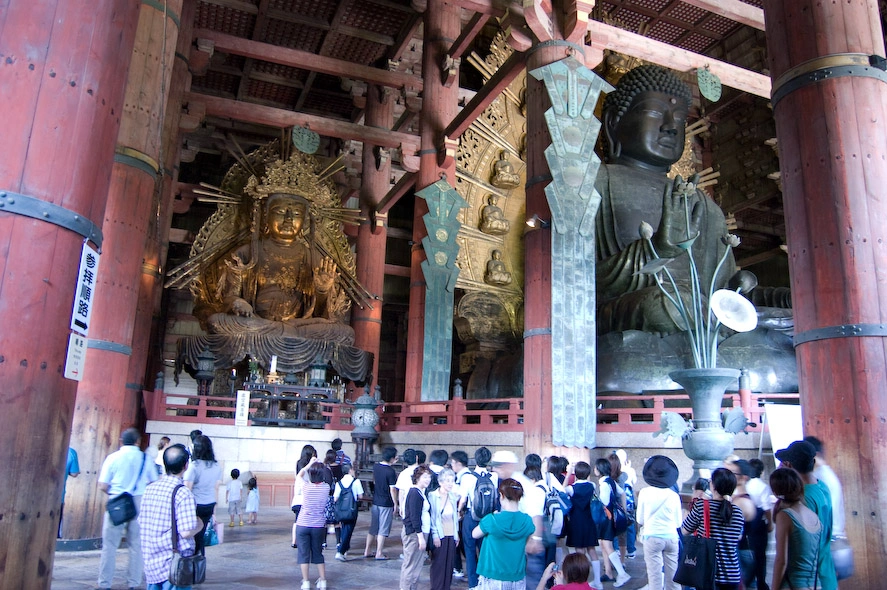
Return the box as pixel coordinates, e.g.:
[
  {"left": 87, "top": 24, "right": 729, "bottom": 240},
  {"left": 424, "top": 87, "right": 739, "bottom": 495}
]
[
  {"left": 775, "top": 440, "right": 837, "bottom": 590},
  {"left": 473, "top": 478, "right": 535, "bottom": 589}
]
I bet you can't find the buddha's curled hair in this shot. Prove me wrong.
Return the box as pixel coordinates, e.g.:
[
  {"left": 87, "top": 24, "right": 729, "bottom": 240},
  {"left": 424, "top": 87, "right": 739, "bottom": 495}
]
[{"left": 604, "top": 65, "right": 693, "bottom": 121}]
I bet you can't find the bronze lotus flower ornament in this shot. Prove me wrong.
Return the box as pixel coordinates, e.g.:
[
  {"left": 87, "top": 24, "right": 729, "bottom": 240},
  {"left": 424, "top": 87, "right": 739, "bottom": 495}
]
[{"left": 634, "top": 176, "right": 757, "bottom": 368}]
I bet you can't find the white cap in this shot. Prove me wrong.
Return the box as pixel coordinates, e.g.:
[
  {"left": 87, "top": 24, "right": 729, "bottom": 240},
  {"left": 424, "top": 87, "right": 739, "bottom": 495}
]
[
  {"left": 615, "top": 449, "right": 628, "bottom": 464},
  {"left": 490, "top": 450, "right": 519, "bottom": 465}
]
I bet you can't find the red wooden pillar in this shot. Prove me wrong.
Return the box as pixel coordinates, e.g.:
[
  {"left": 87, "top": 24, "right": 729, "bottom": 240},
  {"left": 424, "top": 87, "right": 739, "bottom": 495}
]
[
  {"left": 763, "top": 1, "right": 887, "bottom": 584},
  {"left": 403, "top": 0, "right": 459, "bottom": 402},
  {"left": 522, "top": 46, "right": 558, "bottom": 454},
  {"left": 139, "top": 0, "right": 198, "bottom": 392},
  {"left": 66, "top": 0, "right": 183, "bottom": 540},
  {"left": 0, "top": 2, "right": 140, "bottom": 587},
  {"left": 353, "top": 83, "right": 394, "bottom": 391}
]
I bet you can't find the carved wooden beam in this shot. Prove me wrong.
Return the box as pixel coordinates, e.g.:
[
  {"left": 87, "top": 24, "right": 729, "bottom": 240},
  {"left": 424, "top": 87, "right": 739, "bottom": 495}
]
[
  {"left": 682, "top": 0, "right": 765, "bottom": 31},
  {"left": 586, "top": 21, "right": 771, "bottom": 98},
  {"left": 444, "top": 50, "right": 526, "bottom": 140},
  {"left": 193, "top": 29, "right": 424, "bottom": 92},
  {"left": 186, "top": 92, "right": 421, "bottom": 154}
]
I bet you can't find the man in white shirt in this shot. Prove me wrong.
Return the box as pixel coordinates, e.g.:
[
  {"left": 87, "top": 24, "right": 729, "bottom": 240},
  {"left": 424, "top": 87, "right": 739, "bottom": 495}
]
[
  {"left": 97, "top": 427, "right": 158, "bottom": 590},
  {"left": 449, "top": 450, "right": 471, "bottom": 579},
  {"left": 460, "top": 447, "right": 492, "bottom": 590},
  {"left": 394, "top": 448, "right": 419, "bottom": 517}
]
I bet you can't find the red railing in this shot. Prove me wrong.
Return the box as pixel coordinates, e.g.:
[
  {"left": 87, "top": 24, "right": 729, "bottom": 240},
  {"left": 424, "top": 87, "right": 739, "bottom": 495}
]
[
  {"left": 144, "top": 389, "right": 798, "bottom": 433},
  {"left": 143, "top": 389, "right": 352, "bottom": 427},
  {"left": 594, "top": 392, "right": 800, "bottom": 433},
  {"left": 379, "top": 398, "right": 525, "bottom": 431}
]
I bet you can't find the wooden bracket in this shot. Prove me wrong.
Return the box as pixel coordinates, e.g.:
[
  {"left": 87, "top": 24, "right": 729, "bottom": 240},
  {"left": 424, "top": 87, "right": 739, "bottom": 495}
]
[
  {"left": 523, "top": 0, "right": 555, "bottom": 43},
  {"left": 442, "top": 55, "right": 461, "bottom": 88},
  {"left": 370, "top": 210, "right": 388, "bottom": 235},
  {"left": 400, "top": 145, "right": 421, "bottom": 173},
  {"left": 190, "top": 39, "right": 214, "bottom": 76},
  {"left": 437, "top": 136, "right": 458, "bottom": 168},
  {"left": 373, "top": 146, "right": 390, "bottom": 170}
]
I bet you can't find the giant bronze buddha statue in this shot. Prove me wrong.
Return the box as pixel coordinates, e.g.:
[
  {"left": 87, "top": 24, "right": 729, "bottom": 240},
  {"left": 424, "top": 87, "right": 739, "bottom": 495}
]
[
  {"left": 594, "top": 65, "right": 734, "bottom": 335},
  {"left": 593, "top": 65, "right": 797, "bottom": 393},
  {"left": 203, "top": 193, "right": 354, "bottom": 345}
]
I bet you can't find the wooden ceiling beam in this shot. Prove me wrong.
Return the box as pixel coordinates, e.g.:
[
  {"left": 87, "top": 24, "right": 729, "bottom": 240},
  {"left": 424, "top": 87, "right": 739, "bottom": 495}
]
[
  {"left": 194, "top": 29, "right": 424, "bottom": 92},
  {"left": 736, "top": 247, "right": 786, "bottom": 268},
  {"left": 586, "top": 20, "right": 771, "bottom": 98},
  {"left": 186, "top": 91, "right": 420, "bottom": 153},
  {"left": 681, "top": 0, "right": 765, "bottom": 31},
  {"left": 453, "top": 0, "right": 506, "bottom": 17},
  {"left": 449, "top": 12, "right": 492, "bottom": 59},
  {"left": 377, "top": 171, "right": 417, "bottom": 215},
  {"left": 444, "top": 50, "right": 526, "bottom": 139}
]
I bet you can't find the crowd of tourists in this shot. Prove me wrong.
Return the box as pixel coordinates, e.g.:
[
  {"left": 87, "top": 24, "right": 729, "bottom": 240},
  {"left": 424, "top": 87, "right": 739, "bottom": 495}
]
[
  {"left": 92, "top": 428, "right": 846, "bottom": 590},
  {"left": 349, "top": 438, "right": 845, "bottom": 590}
]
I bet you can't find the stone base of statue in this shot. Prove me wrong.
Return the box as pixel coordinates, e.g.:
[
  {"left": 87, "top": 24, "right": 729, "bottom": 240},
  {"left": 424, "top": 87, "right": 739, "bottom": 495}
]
[
  {"left": 174, "top": 333, "right": 373, "bottom": 385},
  {"left": 670, "top": 367, "right": 740, "bottom": 494},
  {"left": 597, "top": 327, "right": 798, "bottom": 394}
]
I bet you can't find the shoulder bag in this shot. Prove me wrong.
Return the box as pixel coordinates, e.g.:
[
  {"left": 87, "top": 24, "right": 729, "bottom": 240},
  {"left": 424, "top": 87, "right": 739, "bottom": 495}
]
[
  {"left": 107, "top": 453, "right": 146, "bottom": 526},
  {"left": 590, "top": 483, "right": 609, "bottom": 526},
  {"left": 605, "top": 478, "right": 631, "bottom": 535},
  {"left": 169, "top": 484, "right": 207, "bottom": 586},
  {"left": 673, "top": 499, "right": 717, "bottom": 589}
]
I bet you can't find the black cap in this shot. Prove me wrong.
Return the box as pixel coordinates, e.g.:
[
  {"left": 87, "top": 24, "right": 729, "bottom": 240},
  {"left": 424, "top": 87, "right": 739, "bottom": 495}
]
[
  {"left": 642, "top": 455, "right": 679, "bottom": 489},
  {"left": 775, "top": 441, "right": 816, "bottom": 469}
]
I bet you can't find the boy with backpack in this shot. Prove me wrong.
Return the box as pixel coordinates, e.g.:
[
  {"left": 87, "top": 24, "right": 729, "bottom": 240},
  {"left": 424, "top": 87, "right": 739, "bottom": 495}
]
[
  {"left": 332, "top": 463, "right": 363, "bottom": 561},
  {"left": 459, "top": 447, "right": 498, "bottom": 590}
]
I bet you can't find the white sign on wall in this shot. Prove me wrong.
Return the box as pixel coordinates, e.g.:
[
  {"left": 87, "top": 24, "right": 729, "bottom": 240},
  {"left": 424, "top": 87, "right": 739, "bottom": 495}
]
[
  {"left": 235, "top": 390, "right": 251, "bottom": 426},
  {"left": 64, "top": 333, "right": 88, "bottom": 381},
  {"left": 70, "top": 243, "right": 100, "bottom": 336}
]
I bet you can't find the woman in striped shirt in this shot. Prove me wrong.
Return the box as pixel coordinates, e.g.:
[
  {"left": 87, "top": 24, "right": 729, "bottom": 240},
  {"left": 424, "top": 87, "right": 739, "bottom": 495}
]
[
  {"left": 297, "top": 460, "right": 333, "bottom": 589},
  {"left": 681, "top": 468, "right": 745, "bottom": 590}
]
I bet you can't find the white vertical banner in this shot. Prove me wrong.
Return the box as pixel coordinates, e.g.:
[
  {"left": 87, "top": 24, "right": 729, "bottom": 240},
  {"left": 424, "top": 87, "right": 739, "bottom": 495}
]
[
  {"left": 70, "top": 243, "right": 100, "bottom": 336},
  {"left": 64, "top": 333, "right": 88, "bottom": 381},
  {"left": 235, "top": 390, "right": 251, "bottom": 426}
]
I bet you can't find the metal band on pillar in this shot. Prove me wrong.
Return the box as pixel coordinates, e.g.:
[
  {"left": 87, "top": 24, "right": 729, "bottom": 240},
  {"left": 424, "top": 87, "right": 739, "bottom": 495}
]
[
  {"left": 793, "top": 323, "right": 887, "bottom": 346},
  {"left": 87, "top": 339, "right": 133, "bottom": 356},
  {"left": 771, "top": 53, "right": 887, "bottom": 107},
  {"left": 0, "top": 190, "right": 103, "bottom": 247},
  {"left": 114, "top": 146, "right": 161, "bottom": 179}
]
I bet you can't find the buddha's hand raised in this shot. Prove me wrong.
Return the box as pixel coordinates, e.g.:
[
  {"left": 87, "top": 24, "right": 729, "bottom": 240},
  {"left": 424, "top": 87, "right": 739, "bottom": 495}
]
[
  {"left": 654, "top": 174, "right": 704, "bottom": 257},
  {"left": 230, "top": 298, "right": 254, "bottom": 317},
  {"left": 314, "top": 257, "right": 338, "bottom": 294}
]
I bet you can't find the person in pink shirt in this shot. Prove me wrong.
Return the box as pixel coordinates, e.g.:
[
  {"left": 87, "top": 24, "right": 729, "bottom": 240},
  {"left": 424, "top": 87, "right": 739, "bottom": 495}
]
[{"left": 537, "top": 553, "right": 596, "bottom": 590}]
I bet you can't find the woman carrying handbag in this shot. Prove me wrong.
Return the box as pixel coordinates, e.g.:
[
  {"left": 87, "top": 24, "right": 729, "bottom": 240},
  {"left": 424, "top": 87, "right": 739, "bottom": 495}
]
[{"left": 680, "top": 468, "right": 745, "bottom": 590}]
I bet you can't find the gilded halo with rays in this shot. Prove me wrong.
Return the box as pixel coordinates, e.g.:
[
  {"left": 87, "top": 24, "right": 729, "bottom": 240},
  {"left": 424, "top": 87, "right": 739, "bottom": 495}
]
[{"left": 165, "top": 141, "right": 372, "bottom": 316}]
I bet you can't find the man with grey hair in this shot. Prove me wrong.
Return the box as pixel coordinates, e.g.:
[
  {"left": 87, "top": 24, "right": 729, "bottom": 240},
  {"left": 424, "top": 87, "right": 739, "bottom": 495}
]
[{"left": 97, "top": 427, "right": 157, "bottom": 590}]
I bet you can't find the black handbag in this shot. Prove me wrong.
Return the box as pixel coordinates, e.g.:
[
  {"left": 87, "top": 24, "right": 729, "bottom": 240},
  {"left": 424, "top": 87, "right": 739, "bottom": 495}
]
[
  {"left": 106, "top": 454, "right": 146, "bottom": 526},
  {"left": 169, "top": 484, "right": 207, "bottom": 586},
  {"left": 674, "top": 499, "right": 717, "bottom": 589}
]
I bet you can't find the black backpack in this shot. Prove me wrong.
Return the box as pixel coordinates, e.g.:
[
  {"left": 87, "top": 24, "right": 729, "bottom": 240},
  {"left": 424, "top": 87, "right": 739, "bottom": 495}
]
[
  {"left": 334, "top": 479, "right": 358, "bottom": 522},
  {"left": 470, "top": 471, "right": 499, "bottom": 521},
  {"left": 427, "top": 470, "right": 440, "bottom": 493}
]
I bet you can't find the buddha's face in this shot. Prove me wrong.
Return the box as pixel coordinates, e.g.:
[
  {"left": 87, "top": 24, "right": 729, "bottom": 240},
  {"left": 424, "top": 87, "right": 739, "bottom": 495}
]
[
  {"left": 610, "top": 90, "right": 688, "bottom": 170},
  {"left": 266, "top": 195, "right": 306, "bottom": 242}
]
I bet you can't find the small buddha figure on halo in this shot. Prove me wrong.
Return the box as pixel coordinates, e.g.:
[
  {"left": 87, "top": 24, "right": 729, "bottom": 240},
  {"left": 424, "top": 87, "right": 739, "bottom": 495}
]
[
  {"left": 479, "top": 194, "right": 511, "bottom": 236},
  {"left": 490, "top": 151, "right": 521, "bottom": 189},
  {"left": 204, "top": 193, "right": 355, "bottom": 344},
  {"left": 594, "top": 65, "right": 735, "bottom": 335},
  {"left": 484, "top": 249, "right": 512, "bottom": 286}
]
